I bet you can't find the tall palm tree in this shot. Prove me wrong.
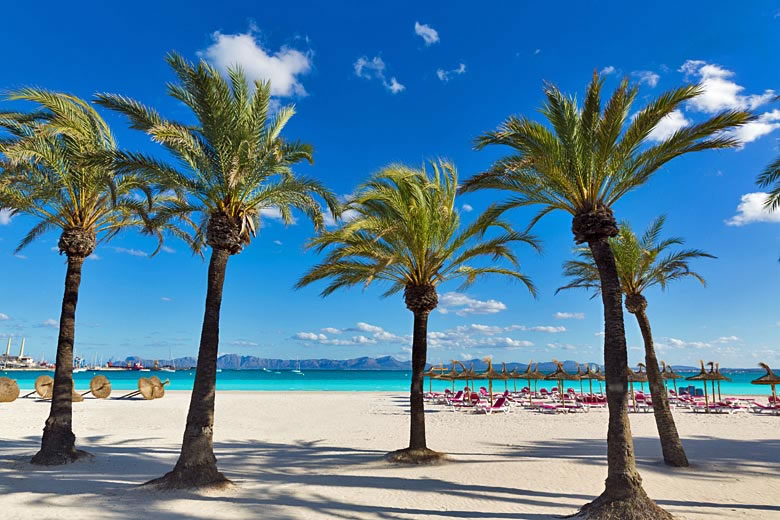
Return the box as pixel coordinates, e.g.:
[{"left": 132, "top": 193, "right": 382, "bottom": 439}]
[
  {"left": 757, "top": 96, "right": 780, "bottom": 212},
  {"left": 558, "top": 217, "right": 714, "bottom": 467},
  {"left": 0, "top": 89, "right": 158, "bottom": 465},
  {"left": 297, "top": 160, "right": 537, "bottom": 463},
  {"left": 94, "top": 53, "right": 339, "bottom": 489},
  {"left": 459, "top": 73, "right": 751, "bottom": 519}
]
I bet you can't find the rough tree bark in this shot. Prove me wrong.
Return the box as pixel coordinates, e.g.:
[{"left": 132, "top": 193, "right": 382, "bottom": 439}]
[
  {"left": 626, "top": 293, "right": 689, "bottom": 467},
  {"left": 386, "top": 284, "right": 444, "bottom": 464},
  {"left": 32, "top": 228, "right": 96, "bottom": 466},
  {"left": 570, "top": 208, "right": 672, "bottom": 519},
  {"left": 145, "top": 247, "right": 232, "bottom": 489}
]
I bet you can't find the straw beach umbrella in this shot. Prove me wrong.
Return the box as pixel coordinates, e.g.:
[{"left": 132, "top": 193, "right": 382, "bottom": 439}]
[
  {"left": 579, "top": 364, "right": 602, "bottom": 396},
  {"left": 82, "top": 375, "right": 111, "bottom": 399},
  {"left": 35, "top": 375, "right": 54, "bottom": 399},
  {"left": 520, "top": 361, "right": 543, "bottom": 405},
  {"left": 686, "top": 360, "right": 715, "bottom": 413},
  {"left": 480, "top": 357, "right": 505, "bottom": 405},
  {"left": 707, "top": 362, "right": 731, "bottom": 402},
  {"left": 0, "top": 377, "right": 20, "bottom": 402},
  {"left": 627, "top": 364, "right": 648, "bottom": 412},
  {"left": 544, "top": 361, "right": 578, "bottom": 405},
  {"left": 423, "top": 364, "right": 446, "bottom": 393},
  {"left": 661, "top": 361, "right": 683, "bottom": 394},
  {"left": 751, "top": 363, "right": 780, "bottom": 407}
]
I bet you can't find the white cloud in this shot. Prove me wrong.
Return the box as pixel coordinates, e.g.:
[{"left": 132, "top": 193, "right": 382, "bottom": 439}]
[
  {"left": 600, "top": 66, "right": 616, "bottom": 75},
  {"left": 529, "top": 326, "right": 566, "bottom": 333},
  {"left": 725, "top": 192, "right": 780, "bottom": 226},
  {"left": 259, "top": 207, "right": 297, "bottom": 225},
  {"left": 646, "top": 110, "right": 691, "bottom": 142},
  {"left": 632, "top": 70, "right": 660, "bottom": 87},
  {"left": 533, "top": 49, "right": 541, "bottom": 55},
  {"left": 461, "top": 204, "right": 473, "bottom": 213},
  {"left": 353, "top": 322, "right": 383, "bottom": 333},
  {"left": 414, "top": 22, "right": 439, "bottom": 45},
  {"left": 160, "top": 297, "right": 172, "bottom": 302},
  {"left": 273, "top": 240, "right": 283, "bottom": 246},
  {"left": 87, "top": 253, "right": 100, "bottom": 261},
  {"left": 199, "top": 28, "right": 311, "bottom": 97},
  {"left": 713, "top": 336, "right": 740, "bottom": 343},
  {"left": 294, "top": 332, "right": 327, "bottom": 341},
  {"left": 41, "top": 318, "right": 58, "bottom": 328},
  {"left": 320, "top": 327, "right": 342, "bottom": 334},
  {"left": 489, "top": 337, "right": 534, "bottom": 349},
  {"left": 230, "top": 340, "right": 259, "bottom": 347},
  {"left": 679, "top": 60, "right": 775, "bottom": 113},
  {"left": 438, "top": 292, "right": 507, "bottom": 316},
  {"left": 0, "top": 209, "right": 13, "bottom": 225},
  {"left": 161, "top": 246, "right": 175, "bottom": 254},
  {"left": 0, "top": 313, "right": 9, "bottom": 320},
  {"left": 555, "top": 312, "right": 584, "bottom": 320},
  {"left": 112, "top": 247, "right": 147, "bottom": 257},
  {"left": 726, "top": 109, "right": 780, "bottom": 146},
  {"left": 436, "top": 63, "right": 466, "bottom": 82},
  {"left": 354, "top": 56, "right": 405, "bottom": 94}
]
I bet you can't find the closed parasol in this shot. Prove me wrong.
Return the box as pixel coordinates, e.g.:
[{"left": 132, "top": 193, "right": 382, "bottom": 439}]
[{"left": 0, "top": 377, "right": 20, "bottom": 402}]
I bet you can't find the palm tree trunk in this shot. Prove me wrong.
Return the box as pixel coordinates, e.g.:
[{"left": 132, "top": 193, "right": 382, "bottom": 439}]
[
  {"left": 633, "top": 307, "right": 689, "bottom": 467},
  {"left": 32, "top": 255, "right": 89, "bottom": 465},
  {"left": 409, "top": 310, "right": 428, "bottom": 450},
  {"left": 146, "top": 248, "right": 231, "bottom": 489},
  {"left": 576, "top": 237, "right": 672, "bottom": 519}
]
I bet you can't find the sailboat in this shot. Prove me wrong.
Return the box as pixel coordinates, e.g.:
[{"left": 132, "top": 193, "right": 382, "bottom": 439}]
[
  {"left": 292, "top": 357, "right": 304, "bottom": 375},
  {"left": 160, "top": 348, "right": 176, "bottom": 372}
]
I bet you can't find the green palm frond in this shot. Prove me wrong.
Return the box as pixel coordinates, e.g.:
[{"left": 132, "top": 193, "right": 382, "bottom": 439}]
[
  {"left": 558, "top": 217, "right": 715, "bottom": 298},
  {"left": 461, "top": 72, "right": 753, "bottom": 222},
  {"left": 297, "top": 160, "right": 538, "bottom": 300},
  {"left": 0, "top": 89, "right": 158, "bottom": 253},
  {"left": 94, "top": 52, "right": 336, "bottom": 251}
]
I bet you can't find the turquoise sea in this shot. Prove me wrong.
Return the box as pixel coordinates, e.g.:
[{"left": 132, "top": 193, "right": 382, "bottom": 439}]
[{"left": 2, "top": 368, "right": 774, "bottom": 396}]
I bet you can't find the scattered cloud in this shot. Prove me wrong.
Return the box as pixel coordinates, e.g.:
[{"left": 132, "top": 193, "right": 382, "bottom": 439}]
[
  {"left": 199, "top": 27, "right": 311, "bottom": 97},
  {"left": 354, "top": 56, "right": 405, "bottom": 94},
  {"left": 461, "top": 204, "right": 473, "bottom": 212},
  {"left": 438, "top": 292, "right": 507, "bottom": 316},
  {"left": 646, "top": 110, "right": 691, "bottom": 142},
  {"left": 230, "top": 340, "right": 259, "bottom": 347},
  {"left": 294, "top": 322, "right": 409, "bottom": 346},
  {"left": 632, "top": 70, "right": 660, "bottom": 87},
  {"left": 320, "top": 327, "right": 342, "bottom": 334},
  {"left": 436, "top": 63, "right": 466, "bottom": 82},
  {"left": 161, "top": 246, "right": 175, "bottom": 254},
  {"left": 273, "top": 240, "right": 283, "bottom": 246},
  {"left": 160, "top": 297, "right": 172, "bottom": 302},
  {"left": 294, "top": 332, "right": 327, "bottom": 341},
  {"left": 726, "top": 109, "right": 780, "bottom": 146},
  {"left": 534, "top": 49, "right": 541, "bottom": 55},
  {"left": 725, "top": 192, "right": 780, "bottom": 226},
  {"left": 112, "top": 247, "right": 148, "bottom": 257},
  {"left": 600, "top": 66, "right": 616, "bottom": 75},
  {"left": 530, "top": 326, "right": 566, "bottom": 333},
  {"left": 14, "top": 254, "right": 27, "bottom": 260},
  {"left": 414, "top": 22, "right": 439, "bottom": 45},
  {"left": 87, "top": 253, "right": 100, "bottom": 261},
  {"left": 0, "top": 209, "right": 13, "bottom": 225},
  {"left": 41, "top": 318, "right": 58, "bottom": 328},
  {"left": 0, "top": 313, "right": 9, "bottom": 321},
  {"left": 323, "top": 194, "right": 359, "bottom": 227},
  {"left": 555, "top": 312, "right": 584, "bottom": 320},
  {"left": 259, "top": 207, "right": 297, "bottom": 225},
  {"left": 679, "top": 60, "right": 775, "bottom": 113}
]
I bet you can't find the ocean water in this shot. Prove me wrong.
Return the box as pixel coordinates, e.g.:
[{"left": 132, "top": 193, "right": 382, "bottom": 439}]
[{"left": 2, "top": 368, "right": 774, "bottom": 396}]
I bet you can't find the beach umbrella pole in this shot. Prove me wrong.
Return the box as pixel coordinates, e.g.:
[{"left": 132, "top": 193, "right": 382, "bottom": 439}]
[{"left": 703, "top": 381, "right": 709, "bottom": 413}]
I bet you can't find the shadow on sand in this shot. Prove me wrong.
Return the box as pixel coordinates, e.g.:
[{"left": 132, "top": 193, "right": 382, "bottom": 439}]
[{"left": 1, "top": 434, "right": 778, "bottom": 519}]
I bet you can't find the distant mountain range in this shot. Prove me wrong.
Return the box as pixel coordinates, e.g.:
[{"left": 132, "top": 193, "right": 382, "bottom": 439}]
[{"left": 120, "top": 355, "right": 663, "bottom": 372}]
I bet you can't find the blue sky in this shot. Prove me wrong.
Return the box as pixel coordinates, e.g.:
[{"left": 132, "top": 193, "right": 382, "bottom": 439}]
[{"left": 1, "top": 1, "right": 779, "bottom": 367}]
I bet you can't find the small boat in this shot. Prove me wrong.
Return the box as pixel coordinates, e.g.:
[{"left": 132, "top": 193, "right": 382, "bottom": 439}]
[
  {"left": 139, "top": 368, "right": 150, "bottom": 372},
  {"left": 292, "top": 357, "right": 304, "bottom": 375},
  {"left": 73, "top": 367, "right": 87, "bottom": 373},
  {"left": 216, "top": 369, "right": 222, "bottom": 373}
]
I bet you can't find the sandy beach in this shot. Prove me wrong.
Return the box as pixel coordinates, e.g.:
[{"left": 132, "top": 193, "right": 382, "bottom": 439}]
[{"left": 1, "top": 391, "right": 778, "bottom": 520}]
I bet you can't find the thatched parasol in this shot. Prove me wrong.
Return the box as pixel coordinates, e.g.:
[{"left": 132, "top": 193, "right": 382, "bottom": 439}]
[
  {"left": 138, "top": 377, "right": 156, "bottom": 400},
  {"left": 579, "top": 364, "right": 603, "bottom": 395},
  {"left": 149, "top": 376, "right": 169, "bottom": 399},
  {"left": 82, "top": 375, "right": 112, "bottom": 399},
  {"left": 660, "top": 361, "right": 683, "bottom": 394},
  {"left": 544, "top": 360, "right": 578, "bottom": 405},
  {"left": 479, "top": 357, "right": 509, "bottom": 405},
  {"left": 751, "top": 362, "right": 780, "bottom": 406},
  {"left": 34, "top": 375, "right": 54, "bottom": 399},
  {"left": 71, "top": 387, "right": 84, "bottom": 402},
  {"left": 499, "top": 362, "right": 512, "bottom": 392},
  {"left": 707, "top": 362, "right": 731, "bottom": 402},
  {"left": 0, "top": 377, "right": 20, "bottom": 402},
  {"left": 423, "top": 364, "right": 446, "bottom": 393},
  {"left": 627, "top": 364, "right": 649, "bottom": 411},
  {"left": 686, "top": 360, "right": 716, "bottom": 413}
]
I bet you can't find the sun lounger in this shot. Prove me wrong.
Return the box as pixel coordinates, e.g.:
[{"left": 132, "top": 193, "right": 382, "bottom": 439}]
[{"left": 474, "top": 396, "right": 510, "bottom": 414}]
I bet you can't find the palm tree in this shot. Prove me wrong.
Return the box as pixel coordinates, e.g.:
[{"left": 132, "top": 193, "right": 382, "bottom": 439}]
[
  {"left": 297, "top": 160, "right": 537, "bottom": 463},
  {"left": 459, "top": 73, "right": 751, "bottom": 519},
  {"left": 94, "top": 53, "right": 339, "bottom": 489},
  {"left": 558, "top": 216, "right": 714, "bottom": 467},
  {"left": 0, "top": 89, "right": 158, "bottom": 465},
  {"left": 757, "top": 96, "right": 780, "bottom": 212}
]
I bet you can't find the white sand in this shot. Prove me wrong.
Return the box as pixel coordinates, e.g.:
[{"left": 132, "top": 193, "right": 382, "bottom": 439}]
[{"left": 1, "top": 391, "right": 778, "bottom": 520}]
